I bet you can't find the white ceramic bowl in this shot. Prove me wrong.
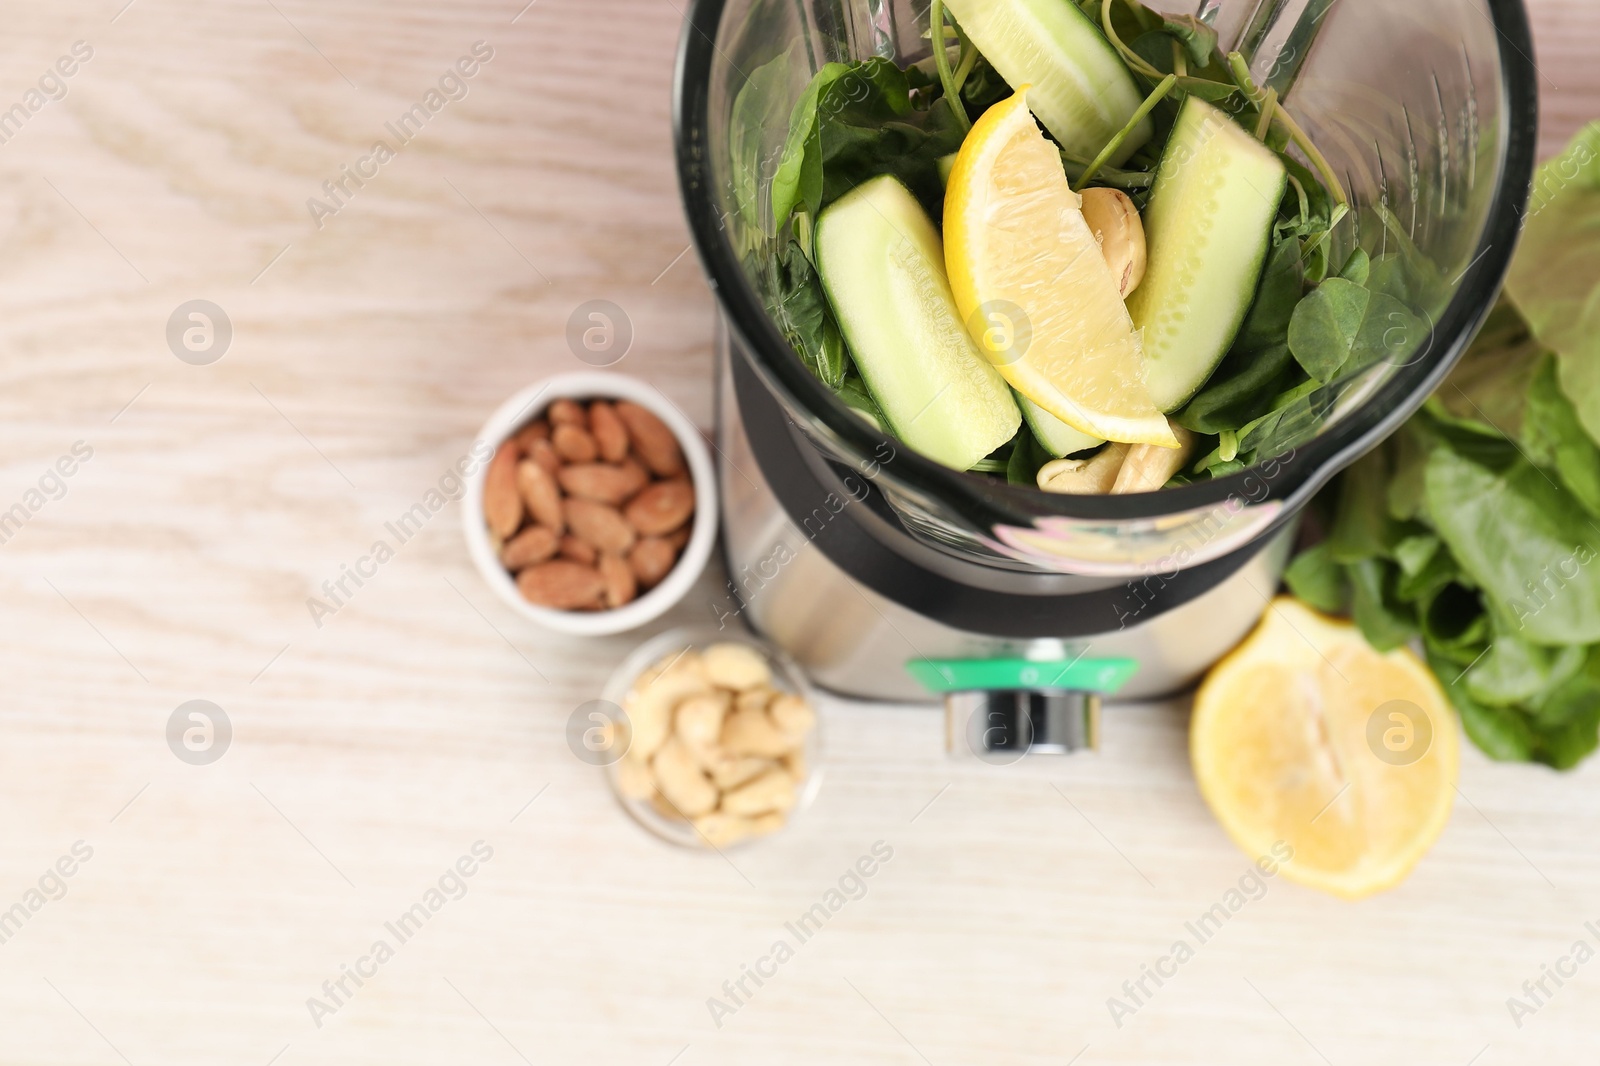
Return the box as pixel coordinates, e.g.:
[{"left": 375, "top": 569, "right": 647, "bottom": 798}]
[{"left": 461, "top": 371, "right": 718, "bottom": 636}]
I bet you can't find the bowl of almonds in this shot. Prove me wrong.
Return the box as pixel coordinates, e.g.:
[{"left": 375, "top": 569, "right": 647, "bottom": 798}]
[
  {"left": 464, "top": 372, "right": 717, "bottom": 635},
  {"left": 604, "top": 629, "right": 822, "bottom": 849}
]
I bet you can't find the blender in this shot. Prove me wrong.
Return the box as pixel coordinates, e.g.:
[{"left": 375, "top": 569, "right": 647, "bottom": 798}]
[{"left": 672, "top": 0, "right": 1537, "bottom": 747}]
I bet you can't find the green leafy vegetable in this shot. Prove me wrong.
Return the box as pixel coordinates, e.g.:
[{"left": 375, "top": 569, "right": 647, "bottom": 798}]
[
  {"left": 1286, "top": 280, "right": 1422, "bottom": 385},
  {"left": 1424, "top": 443, "right": 1600, "bottom": 646},
  {"left": 1286, "top": 123, "right": 1600, "bottom": 772},
  {"left": 769, "top": 58, "right": 964, "bottom": 236},
  {"left": 1506, "top": 123, "right": 1600, "bottom": 442},
  {"left": 1283, "top": 541, "right": 1347, "bottom": 613},
  {"left": 1522, "top": 354, "right": 1600, "bottom": 517},
  {"left": 766, "top": 240, "right": 848, "bottom": 388}
]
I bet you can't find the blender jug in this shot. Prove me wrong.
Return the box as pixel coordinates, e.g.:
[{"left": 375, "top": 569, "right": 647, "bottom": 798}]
[{"left": 672, "top": 0, "right": 1536, "bottom": 707}]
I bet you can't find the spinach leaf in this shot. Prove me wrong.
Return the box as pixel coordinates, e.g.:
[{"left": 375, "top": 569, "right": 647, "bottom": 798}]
[
  {"left": 1347, "top": 558, "right": 1416, "bottom": 651},
  {"left": 1157, "top": 14, "right": 1220, "bottom": 68},
  {"left": 1432, "top": 298, "right": 1542, "bottom": 437},
  {"left": 1393, "top": 533, "right": 1440, "bottom": 578},
  {"left": 730, "top": 46, "right": 799, "bottom": 234},
  {"left": 1466, "top": 633, "right": 1585, "bottom": 708},
  {"left": 769, "top": 58, "right": 963, "bottom": 235},
  {"left": 1006, "top": 428, "right": 1048, "bottom": 486},
  {"left": 1287, "top": 277, "right": 1368, "bottom": 382},
  {"left": 1283, "top": 542, "right": 1348, "bottom": 613},
  {"left": 1286, "top": 280, "right": 1424, "bottom": 385},
  {"left": 1428, "top": 643, "right": 1537, "bottom": 762},
  {"left": 1175, "top": 344, "right": 1297, "bottom": 435},
  {"left": 1522, "top": 353, "right": 1600, "bottom": 517},
  {"left": 766, "top": 240, "right": 847, "bottom": 388},
  {"left": 1424, "top": 443, "right": 1600, "bottom": 645},
  {"left": 958, "top": 53, "right": 1012, "bottom": 117},
  {"left": 1338, "top": 247, "right": 1370, "bottom": 286},
  {"left": 1386, "top": 422, "right": 1431, "bottom": 522},
  {"left": 837, "top": 375, "right": 887, "bottom": 429},
  {"left": 1505, "top": 122, "right": 1600, "bottom": 442},
  {"left": 1327, "top": 447, "right": 1405, "bottom": 563},
  {"left": 1237, "top": 236, "right": 1307, "bottom": 352},
  {"left": 1394, "top": 537, "right": 1458, "bottom": 602},
  {"left": 1529, "top": 656, "right": 1600, "bottom": 769}
]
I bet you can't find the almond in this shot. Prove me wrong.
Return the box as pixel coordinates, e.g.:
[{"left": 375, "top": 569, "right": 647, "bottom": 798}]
[
  {"left": 482, "top": 442, "right": 523, "bottom": 539},
  {"left": 566, "top": 498, "right": 636, "bottom": 554},
  {"left": 558, "top": 461, "right": 648, "bottom": 505},
  {"left": 560, "top": 533, "right": 597, "bottom": 564},
  {"left": 512, "top": 419, "right": 549, "bottom": 452},
  {"left": 516, "top": 460, "right": 564, "bottom": 534},
  {"left": 516, "top": 560, "right": 605, "bottom": 610},
  {"left": 625, "top": 479, "right": 695, "bottom": 536},
  {"left": 598, "top": 551, "right": 637, "bottom": 608},
  {"left": 501, "top": 525, "right": 559, "bottom": 570},
  {"left": 552, "top": 423, "right": 598, "bottom": 463},
  {"left": 548, "top": 398, "right": 587, "bottom": 427},
  {"left": 589, "top": 401, "right": 630, "bottom": 463},
  {"left": 528, "top": 437, "right": 561, "bottom": 475},
  {"left": 615, "top": 401, "right": 684, "bottom": 477},
  {"left": 665, "top": 525, "right": 692, "bottom": 551},
  {"left": 628, "top": 537, "right": 677, "bottom": 588}
]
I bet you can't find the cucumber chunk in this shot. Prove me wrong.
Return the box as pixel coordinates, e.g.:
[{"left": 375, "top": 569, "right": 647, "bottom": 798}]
[
  {"left": 943, "top": 0, "right": 1149, "bottom": 164},
  {"left": 1018, "top": 391, "right": 1102, "bottom": 457},
  {"left": 815, "top": 175, "right": 1021, "bottom": 471},
  {"left": 1126, "top": 97, "right": 1288, "bottom": 412}
]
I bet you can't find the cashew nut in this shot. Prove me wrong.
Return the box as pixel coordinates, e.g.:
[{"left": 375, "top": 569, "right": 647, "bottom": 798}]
[
  {"left": 1080, "top": 187, "right": 1147, "bottom": 297},
  {"left": 1037, "top": 442, "right": 1131, "bottom": 495},
  {"left": 675, "top": 691, "right": 730, "bottom": 756},
  {"left": 650, "top": 736, "right": 718, "bottom": 818},
  {"left": 708, "top": 755, "right": 775, "bottom": 790},
  {"left": 1111, "top": 425, "right": 1196, "bottom": 494},
  {"left": 702, "top": 642, "right": 772, "bottom": 691},
  {"left": 720, "top": 705, "right": 797, "bottom": 757},
  {"left": 769, "top": 693, "right": 816, "bottom": 738},
  {"left": 721, "top": 767, "right": 798, "bottom": 816}
]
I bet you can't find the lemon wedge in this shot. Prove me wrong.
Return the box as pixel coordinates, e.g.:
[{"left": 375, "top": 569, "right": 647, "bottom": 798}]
[
  {"left": 944, "top": 88, "right": 1176, "bottom": 448},
  {"left": 1191, "top": 598, "right": 1458, "bottom": 900}
]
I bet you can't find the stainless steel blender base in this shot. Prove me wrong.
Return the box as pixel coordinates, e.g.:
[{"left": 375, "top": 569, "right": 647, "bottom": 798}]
[{"left": 714, "top": 330, "right": 1293, "bottom": 704}]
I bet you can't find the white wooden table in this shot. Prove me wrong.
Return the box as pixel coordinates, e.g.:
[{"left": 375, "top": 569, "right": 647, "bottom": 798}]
[{"left": 1, "top": 1, "right": 1597, "bottom": 1063}]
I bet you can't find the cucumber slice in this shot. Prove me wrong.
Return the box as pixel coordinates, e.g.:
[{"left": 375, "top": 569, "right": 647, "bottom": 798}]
[
  {"left": 1018, "top": 391, "right": 1102, "bottom": 457},
  {"left": 815, "top": 175, "right": 1021, "bottom": 470},
  {"left": 943, "top": 0, "right": 1149, "bottom": 164},
  {"left": 1126, "top": 98, "right": 1288, "bottom": 412}
]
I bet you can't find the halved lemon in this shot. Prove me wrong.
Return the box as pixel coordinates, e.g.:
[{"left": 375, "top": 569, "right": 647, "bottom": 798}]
[
  {"left": 944, "top": 88, "right": 1176, "bottom": 448},
  {"left": 1192, "top": 598, "right": 1458, "bottom": 900}
]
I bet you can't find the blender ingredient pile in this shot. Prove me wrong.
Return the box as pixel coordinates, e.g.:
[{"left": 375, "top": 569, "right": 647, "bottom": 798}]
[{"left": 761, "top": 0, "right": 1385, "bottom": 492}]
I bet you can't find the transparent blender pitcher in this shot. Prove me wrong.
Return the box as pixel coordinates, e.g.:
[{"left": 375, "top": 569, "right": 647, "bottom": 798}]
[{"left": 674, "top": 0, "right": 1537, "bottom": 578}]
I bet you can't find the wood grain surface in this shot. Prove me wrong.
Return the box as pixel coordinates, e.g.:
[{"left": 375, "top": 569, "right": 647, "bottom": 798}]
[{"left": 0, "top": 1, "right": 1596, "bottom": 1064}]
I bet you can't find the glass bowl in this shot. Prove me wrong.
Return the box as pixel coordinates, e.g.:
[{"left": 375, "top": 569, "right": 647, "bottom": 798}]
[{"left": 601, "top": 626, "right": 824, "bottom": 849}]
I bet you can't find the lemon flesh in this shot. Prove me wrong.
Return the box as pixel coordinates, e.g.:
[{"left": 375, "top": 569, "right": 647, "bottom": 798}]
[
  {"left": 1191, "top": 598, "right": 1458, "bottom": 900},
  {"left": 944, "top": 90, "right": 1176, "bottom": 448}
]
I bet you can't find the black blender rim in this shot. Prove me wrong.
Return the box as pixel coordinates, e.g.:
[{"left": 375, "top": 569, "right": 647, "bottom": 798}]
[{"left": 671, "top": 0, "right": 1539, "bottom": 526}]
